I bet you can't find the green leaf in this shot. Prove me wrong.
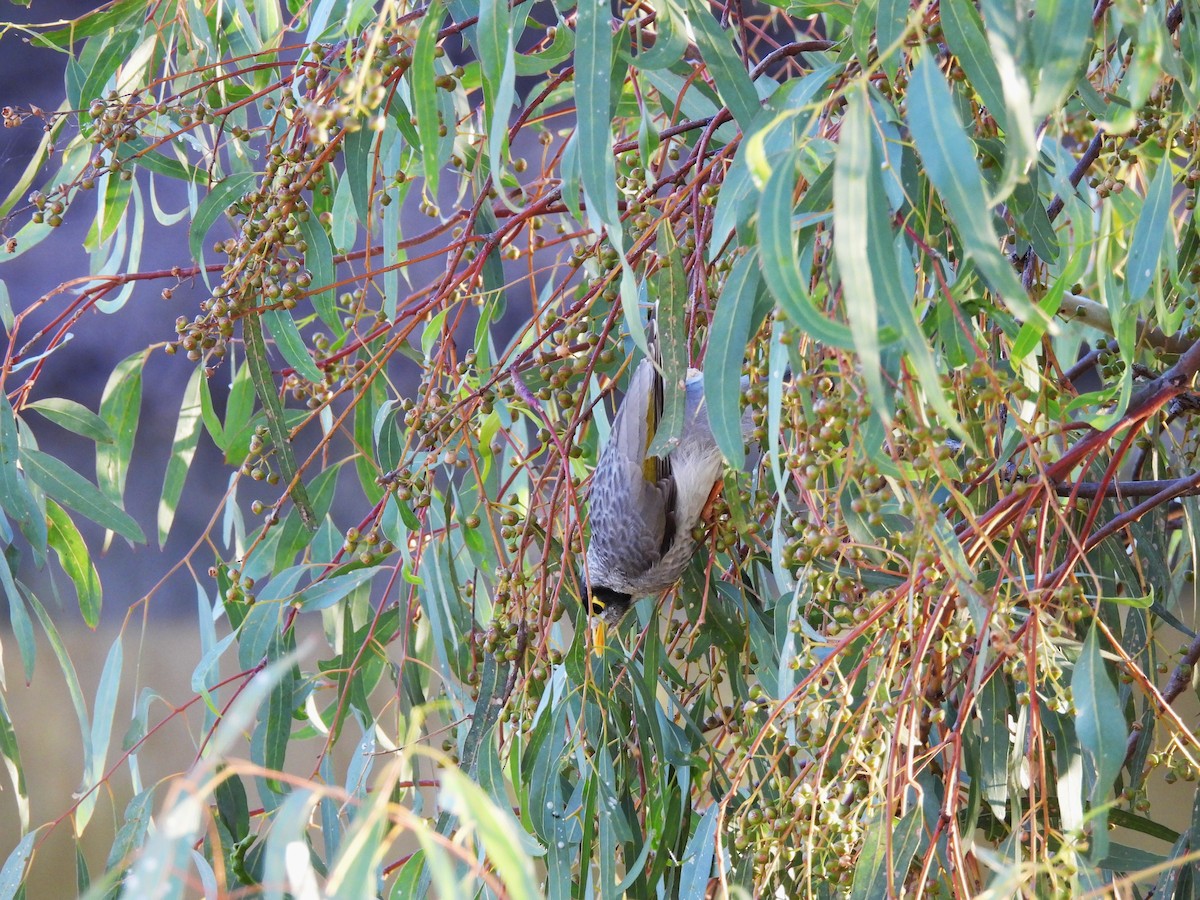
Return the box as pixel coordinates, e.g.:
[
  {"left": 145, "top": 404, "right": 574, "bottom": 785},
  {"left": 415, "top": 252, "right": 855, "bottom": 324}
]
[
  {"left": 115, "top": 136, "right": 206, "bottom": 183},
  {"left": 833, "top": 85, "right": 887, "bottom": 424},
  {"left": 758, "top": 161, "right": 856, "bottom": 348},
  {"left": 67, "top": 27, "right": 140, "bottom": 114},
  {"left": 679, "top": 804, "right": 719, "bottom": 898},
  {"left": 249, "top": 632, "right": 297, "bottom": 793},
  {"left": 479, "top": 0, "right": 521, "bottom": 186},
  {"left": 0, "top": 831, "right": 37, "bottom": 897},
  {"left": 0, "top": 393, "right": 46, "bottom": 558},
  {"left": 85, "top": 168, "right": 133, "bottom": 251},
  {"left": 197, "top": 374, "right": 224, "bottom": 450},
  {"left": 158, "top": 366, "right": 204, "bottom": 547},
  {"left": 978, "top": 672, "right": 1012, "bottom": 821},
  {"left": 685, "top": 0, "right": 761, "bottom": 129},
  {"left": 976, "top": 0, "right": 1037, "bottom": 200},
  {"left": 704, "top": 253, "right": 762, "bottom": 468},
  {"left": 1031, "top": 0, "right": 1093, "bottom": 118},
  {"left": 413, "top": 2, "right": 447, "bottom": 194},
  {"left": 262, "top": 306, "right": 324, "bottom": 384},
  {"left": 297, "top": 212, "right": 339, "bottom": 330},
  {"left": 0, "top": 280, "right": 12, "bottom": 332},
  {"left": 0, "top": 691, "right": 28, "bottom": 834},
  {"left": 1125, "top": 158, "right": 1174, "bottom": 301},
  {"left": 838, "top": 86, "right": 959, "bottom": 431},
  {"left": 440, "top": 767, "right": 542, "bottom": 899},
  {"left": 1, "top": 554, "right": 36, "bottom": 685},
  {"left": 76, "top": 635, "right": 123, "bottom": 835},
  {"left": 214, "top": 767, "right": 251, "bottom": 842},
  {"left": 97, "top": 350, "right": 144, "bottom": 507},
  {"left": 941, "top": 0, "right": 1006, "bottom": 130},
  {"left": 294, "top": 566, "right": 387, "bottom": 612},
  {"left": 850, "top": 806, "right": 922, "bottom": 898},
  {"left": 575, "top": 0, "right": 619, "bottom": 227},
  {"left": 188, "top": 172, "right": 257, "bottom": 263},
  {"left": 263, "top": 789, "right": 318, "bottom": 900},
  {"left": 906, "top": 54, "right": 1039, "bottom": 321},
  {"left": 243, "top": 310, "right": 318, "bottom": 531},
  {"left": 26, "top": 397, "right": 115, "bottom": 444},
  {"left": 634, "top": 0, "right": 688, "bottom": 70},
  {"left": 35, "top": 0, "right": 146, "bottom": 48},
  {"left": 22, "top": 448, "right": 144, "bottom": 544},
  {"left": 1072, "top": 623, "right": 1128, "bottom": 806},
  {"left": 46, "top": 501, "right": 103, "bottom": 628}
]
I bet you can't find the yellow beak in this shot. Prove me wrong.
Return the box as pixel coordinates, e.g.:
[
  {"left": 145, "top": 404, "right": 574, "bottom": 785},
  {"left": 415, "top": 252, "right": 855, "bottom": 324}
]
[{"left": 591, "top": 618, "right": 607, "bottom": 656}]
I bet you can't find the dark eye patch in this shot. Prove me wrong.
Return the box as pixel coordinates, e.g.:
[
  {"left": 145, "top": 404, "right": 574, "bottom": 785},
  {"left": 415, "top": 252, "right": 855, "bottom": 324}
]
[{"left": 589, "top": 595, "right": 607, "bottom": 616}]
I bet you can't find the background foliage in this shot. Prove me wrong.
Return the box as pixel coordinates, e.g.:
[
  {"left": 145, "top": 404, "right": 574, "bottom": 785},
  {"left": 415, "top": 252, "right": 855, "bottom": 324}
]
[{"left": 3, "top": 0, "right": 1200, "bottom": 896}]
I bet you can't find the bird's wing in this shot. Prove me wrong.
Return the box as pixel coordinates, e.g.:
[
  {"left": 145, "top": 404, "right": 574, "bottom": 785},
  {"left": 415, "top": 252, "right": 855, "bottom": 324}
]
[{"left": 605, "top": 358, "right": 678, "bottom": 562}]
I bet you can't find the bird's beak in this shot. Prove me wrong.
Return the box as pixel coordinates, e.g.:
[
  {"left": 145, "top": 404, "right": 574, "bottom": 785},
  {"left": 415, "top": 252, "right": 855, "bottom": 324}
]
[{"left": 591, "top": 618, "right": 607, "bottom": 656}]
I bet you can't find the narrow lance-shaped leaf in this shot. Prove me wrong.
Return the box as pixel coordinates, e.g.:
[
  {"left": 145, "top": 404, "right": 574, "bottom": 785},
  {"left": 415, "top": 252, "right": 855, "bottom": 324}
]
[
  {"left": 25, "top": 592, "right": 94, "bottom": 793},
  {"left": 978, "top": 0, "right": 1037, "bottom": 199},
  {"left": 478, "top": 0, "right": 521, "bottom": 191},
  {"left": 75, "top": 634, "right": 123, "bottom": 836},
  {"left": 243, "top": 311, "right": 317, "bottom": 530},
  {"left": 262, "top": 306, "right": 324, "bottom": 384},
  {"left": 704, "top": 252, "right": 762, "bottom": 468},
  {"left": 297, "top": 212, "right": 339, "bottom": 330},
  {"left": 46, "top": 501, "right": 103, "bottom": 628},
  {"left": 832, "top": 85, "right": 885, "bottom": 424},
  {"left": 294, "top": 566, "right": 387, "bottom": 613},
  {"left": 1031, "top": 0, "right": 1093, "bottom": 118},
  {"left": 22, "top": 448, "right": 144, "bottom": 544},
  {"left": 1, "top": 552, "right": 35, "bottom": 685},
  {"left": 685, "top": 0, "right": 761, "bottom": 130},
  {"left": 1072, "top": 623, "right": 1128, "bottom": 805},
  {"left": 0, "top": 393, "right": 46, "bottom": 558},
  {"left": 0, "top": 832, "right": 37, "bottom": 898},
  {"left": 97, "top": 349, "right": 144, "bottom": 508},
  {"left": 413, "top": 2, "right": 446, "bottom": 195},
  {"left": 26, "top": 398, "right": 115, "bottom": 445},
  {"left": 941, "top": 0, "right": 1006, "bottom": 129},
  {"left": 1125, "top": 157, "right": 1174, "bottom": 302},
  {"left": 188, "top": 172, "right": 257, "bottom": 263},
  {"left": 836, "top": 85, "right": 958, "bottom": 431},
  {"left": 758, "top": 160, "right": 856, "bottom": 348},
  {"left": 0, "top": 691, "right": 28, "bottom": 834},
  {"left": 678, "top": 804, "right": 720, "bottom": 899},
  {"left": 636, "top": 0, "right": 688, "bottom": 69},
  {"left": 575, "top": 0, "right": 619, "bottom": 229},
  {"left": 906, "top": 54, "right": 1041, "bottom": 322},
  {"left": 439, "top": 767, "right": 542, "bottom": 900},
  {"left": 157, "top": 365, "right": 204, "bottom": 547}
]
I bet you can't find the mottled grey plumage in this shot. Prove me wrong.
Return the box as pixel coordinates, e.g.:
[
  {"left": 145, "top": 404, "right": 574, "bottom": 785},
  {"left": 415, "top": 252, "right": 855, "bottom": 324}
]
[{"left": 585, "top": 358, "right": 733, "bottom": 628}]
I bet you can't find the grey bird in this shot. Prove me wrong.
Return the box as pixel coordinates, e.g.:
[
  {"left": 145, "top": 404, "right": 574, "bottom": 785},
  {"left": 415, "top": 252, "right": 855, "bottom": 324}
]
[{"left": 585, "top": 352, "right": 737, "bottom": 650}]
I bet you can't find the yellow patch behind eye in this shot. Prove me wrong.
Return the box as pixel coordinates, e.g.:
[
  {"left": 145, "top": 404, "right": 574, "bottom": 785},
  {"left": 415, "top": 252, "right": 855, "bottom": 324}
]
[{"left": 589, "top": 596, "right": 607, "bottom": 616}]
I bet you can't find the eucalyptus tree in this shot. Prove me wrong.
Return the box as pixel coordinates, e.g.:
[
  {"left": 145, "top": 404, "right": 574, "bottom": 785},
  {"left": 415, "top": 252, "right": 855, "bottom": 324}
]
[{"left": 1, "top": 1, "right": 1199, "bottom": 896}]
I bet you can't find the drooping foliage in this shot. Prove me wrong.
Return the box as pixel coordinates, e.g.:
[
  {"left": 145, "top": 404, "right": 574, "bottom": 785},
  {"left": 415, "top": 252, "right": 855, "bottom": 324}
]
[{"left": 3, "top": 0, "right": 1200, "bottom": 896}]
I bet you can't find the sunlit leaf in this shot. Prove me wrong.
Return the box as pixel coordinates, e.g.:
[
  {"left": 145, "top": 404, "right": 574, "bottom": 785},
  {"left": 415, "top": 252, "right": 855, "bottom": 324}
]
[
  {"left": 157, "top": 366, "right": 204, "bottom": 547},
  {"left": 27, "top": 397, "right": 115, "bottom": 444},
  {"left": 46, "top": 501, "right": 103, "bottom": 627}
]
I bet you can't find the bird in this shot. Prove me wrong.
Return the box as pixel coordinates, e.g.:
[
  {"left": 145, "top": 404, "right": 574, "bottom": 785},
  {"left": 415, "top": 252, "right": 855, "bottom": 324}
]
[{"left": 584, "top": 343, "right": 737, "bottom": 652}]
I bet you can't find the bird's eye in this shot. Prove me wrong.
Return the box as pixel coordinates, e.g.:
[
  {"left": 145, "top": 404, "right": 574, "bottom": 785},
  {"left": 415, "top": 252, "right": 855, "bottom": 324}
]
[{"left": 589, "top": 596, "right": 607, "bottom": 616}]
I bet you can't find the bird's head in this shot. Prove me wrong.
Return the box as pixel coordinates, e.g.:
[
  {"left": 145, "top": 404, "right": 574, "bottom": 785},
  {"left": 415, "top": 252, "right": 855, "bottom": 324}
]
[{"left": 586, "top": 585, "right": 633, "bottom": 654}]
